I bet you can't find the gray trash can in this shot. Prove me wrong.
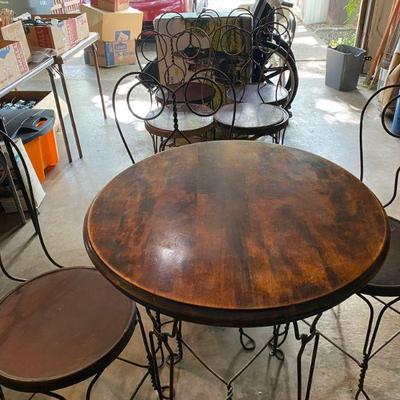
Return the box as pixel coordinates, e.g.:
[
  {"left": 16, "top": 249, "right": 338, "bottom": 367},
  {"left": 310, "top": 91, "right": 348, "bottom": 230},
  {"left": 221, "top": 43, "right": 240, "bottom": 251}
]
[{"left": 325, "top": 45, "right": 366, "bottom": 91}]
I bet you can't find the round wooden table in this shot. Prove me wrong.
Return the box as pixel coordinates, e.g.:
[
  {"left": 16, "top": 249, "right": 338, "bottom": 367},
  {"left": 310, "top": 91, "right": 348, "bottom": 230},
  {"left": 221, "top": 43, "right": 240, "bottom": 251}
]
[{"left": 84, "top": 141, "right": 389, "bottom": 328}]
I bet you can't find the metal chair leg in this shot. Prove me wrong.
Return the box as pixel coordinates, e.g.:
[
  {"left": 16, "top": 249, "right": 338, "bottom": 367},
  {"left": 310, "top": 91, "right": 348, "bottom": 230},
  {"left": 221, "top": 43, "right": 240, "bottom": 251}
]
[
  {"left": 86, "top": 368, "right": 105, "bottom": 400},
  {"left": 355, "top": 295, "right": 400, "bottom": 400},
  {"left": 42, "top": 392, "right": 66, "bottom": 400},
  {"left": 0, "top": 253, "right": 25, "bottom": 282}
]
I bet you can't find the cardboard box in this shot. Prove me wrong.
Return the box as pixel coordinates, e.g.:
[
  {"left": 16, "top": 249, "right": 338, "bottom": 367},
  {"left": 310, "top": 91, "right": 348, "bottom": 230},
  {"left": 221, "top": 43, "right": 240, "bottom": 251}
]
[
  {"left": 0, "top": 41, "right": 29, "bottom": 91},
  {"left": 91, "top": 0, "right": 129, "bottom": 12},
  {"left": 1, "top": 21, "right": 32, "bottom": 62},
  {"left": 84, "top": 40, "right": 136, "bottom": 67},
  {"left": 82, "top": 4, "right": 143, "bottom": 42},
  {"left": 26, "top": 13, "right": 90, "bottom": 54},
  {"left": 0, "top": 91, "right": 69, "bottom": 135},
  {"left": 26, "top": 21, "right": 70, "bottom": 55}
]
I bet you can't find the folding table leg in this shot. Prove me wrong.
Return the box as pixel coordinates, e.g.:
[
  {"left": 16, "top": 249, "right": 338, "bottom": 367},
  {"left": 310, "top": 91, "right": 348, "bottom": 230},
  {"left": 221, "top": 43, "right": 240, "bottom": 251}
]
[
  {"left": 47, "top": 68, "right": 72, "bottom": 163},
  {"left": 90, "top": 43, "right": 107, "bottom": 120},
  {"left": 54, "top": 63, "right": 83, "bottom": 159}
]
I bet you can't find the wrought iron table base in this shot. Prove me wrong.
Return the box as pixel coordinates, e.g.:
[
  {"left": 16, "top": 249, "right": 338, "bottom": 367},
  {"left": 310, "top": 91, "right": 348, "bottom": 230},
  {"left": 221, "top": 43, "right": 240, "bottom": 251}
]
[{"left": 146, "top": 310, "right": 322, "bottom": 400}]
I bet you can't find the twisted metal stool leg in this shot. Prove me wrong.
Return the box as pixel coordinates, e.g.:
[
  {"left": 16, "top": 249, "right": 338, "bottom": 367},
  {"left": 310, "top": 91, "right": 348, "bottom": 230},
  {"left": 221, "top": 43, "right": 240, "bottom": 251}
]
[
  {"left": 355, "top": 295, "right": 400, "bottom": 400},
  {"left": 146, "top": 308, "right": 182, "bottom": 400},
  {"left": 293, "top": 313, "right": 322, "bottom": 400}
]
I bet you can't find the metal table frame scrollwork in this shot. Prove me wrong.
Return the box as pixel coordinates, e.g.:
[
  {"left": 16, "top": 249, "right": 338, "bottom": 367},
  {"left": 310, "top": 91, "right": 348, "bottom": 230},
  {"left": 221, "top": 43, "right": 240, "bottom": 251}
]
[{"left": 144, "top": 308, "right": 322, "bottom": 400}]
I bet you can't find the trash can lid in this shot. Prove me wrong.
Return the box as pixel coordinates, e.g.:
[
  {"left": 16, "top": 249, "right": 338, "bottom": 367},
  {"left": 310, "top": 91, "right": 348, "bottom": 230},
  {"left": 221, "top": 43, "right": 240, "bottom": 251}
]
[
  {"left": 0, "top": 109, "right": 55, "bottom": 144},
  {"left": 334, "top": 44, "right": 366, "bottom": 58}
]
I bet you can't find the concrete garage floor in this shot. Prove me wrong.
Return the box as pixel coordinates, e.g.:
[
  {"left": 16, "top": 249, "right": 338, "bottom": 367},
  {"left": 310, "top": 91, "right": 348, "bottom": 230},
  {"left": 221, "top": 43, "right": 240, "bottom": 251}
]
[{"left": 1, "top": 21, "right": 400, "bottom": 400}]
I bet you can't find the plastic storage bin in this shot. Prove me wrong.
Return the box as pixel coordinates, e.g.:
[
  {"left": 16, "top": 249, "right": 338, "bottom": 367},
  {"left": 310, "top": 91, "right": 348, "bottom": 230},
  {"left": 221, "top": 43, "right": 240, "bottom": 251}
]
[
  {"left": 325, "top": 45, "right": 366, "bottom": 91},
  {"left": 0, "top": 109, "right": 59, "bottom": 182},
  {"left": 23, "top": 129, "right": 59, "bottom": 182}
]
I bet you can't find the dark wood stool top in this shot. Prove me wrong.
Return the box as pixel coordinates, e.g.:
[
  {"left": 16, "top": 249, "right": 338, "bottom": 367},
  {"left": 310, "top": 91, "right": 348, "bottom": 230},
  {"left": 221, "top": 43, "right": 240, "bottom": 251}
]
[
  {"left": 0, "top": 267, "right": 136, "bottom": 392},
  {"left": 227, "top": 83, "right": 289, "bottom": 105},
  {"left": 84, "top": 142, "right": 389, "bottom": 327},
  {"left": 214, "top": 103, "right": 288, "bottom": 132},
  {"left": 145, "top": 104, "right": 214, "bottom": 138},
  {"left": 155, "top": 82, "right": 216, "bottom": 104},
  {"left": 361, "top": 216, "right": 400, "bottom": 297}
]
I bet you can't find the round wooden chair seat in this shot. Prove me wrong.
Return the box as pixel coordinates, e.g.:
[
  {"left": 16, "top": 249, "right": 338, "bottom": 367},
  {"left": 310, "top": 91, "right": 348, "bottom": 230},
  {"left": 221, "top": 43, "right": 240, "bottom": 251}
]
[
  {"left": 227, "top": 83, "right": 289, "bottom": 106},
  {"left": 214, "top": 103, "right": 289, "bottom": 137},
  {"left": 155, "top": 82, "right": 216, "bottom": 105},
  {"left": 361, "top": 217, "right": 400, "bottom": 297},
  {"left": 0, "top": 267, "right": 136, "bottom": 392},
  {"left": 145, "top": 104, "right": 214, "bottom": 139}
]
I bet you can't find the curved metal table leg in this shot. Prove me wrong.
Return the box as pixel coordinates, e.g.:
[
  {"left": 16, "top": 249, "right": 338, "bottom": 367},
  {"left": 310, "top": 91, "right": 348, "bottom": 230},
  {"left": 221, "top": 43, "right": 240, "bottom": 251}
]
[
  {"left": 239, "top": 328, "right": 256, "bottom": 351},
  {"left": 270, "top": 324, "right": 290, "bottom": 360},
  {"left": 293, "top": 313, "right": 322, "bottom": 400}
]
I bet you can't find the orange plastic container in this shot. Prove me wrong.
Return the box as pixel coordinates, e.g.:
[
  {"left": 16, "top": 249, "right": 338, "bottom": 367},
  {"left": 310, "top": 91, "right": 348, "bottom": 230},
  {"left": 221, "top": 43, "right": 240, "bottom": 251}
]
[{"left": 23, "top": 129, "right": 59, "bottom": 182}]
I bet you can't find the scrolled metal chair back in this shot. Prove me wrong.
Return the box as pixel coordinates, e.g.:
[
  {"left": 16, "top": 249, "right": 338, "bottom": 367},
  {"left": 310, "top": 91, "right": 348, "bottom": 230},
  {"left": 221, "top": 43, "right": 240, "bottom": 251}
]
[
  {"left": 193, "top": 8, "right": 222, "bottom": 38},
  {"left": 265, "top": 6, "right": 296, "bottom": 45},
  {"left": 112, "top": 71, "right": 167, "bottom": 161},
  {"left": 359, "top": 84, "right": 400, "bottom": 207},
  {"left": 252, "top": 19, "right": 293, "bottom": 106},
  {"left": 185, "top": 66, "right": 237, "bottom": 139},
  {"left": 211, "top": 22, "right": 254, "bottom": 94}
]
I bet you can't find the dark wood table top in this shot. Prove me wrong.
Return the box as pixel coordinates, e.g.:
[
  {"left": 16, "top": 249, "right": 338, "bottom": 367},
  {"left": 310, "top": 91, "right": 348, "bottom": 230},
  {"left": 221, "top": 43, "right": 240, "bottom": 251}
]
[{"left": 84, "top": 141, "right": 389, "bottom": 327}]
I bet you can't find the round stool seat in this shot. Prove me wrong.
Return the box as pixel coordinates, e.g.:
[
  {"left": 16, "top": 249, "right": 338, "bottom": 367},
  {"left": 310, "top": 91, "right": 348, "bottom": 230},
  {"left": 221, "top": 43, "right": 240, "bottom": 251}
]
[
  {"left": 155, "top": 82, "right": 216, "bottom": 104},
  {"left": 214, "top": 103, "right": 289, "bottom": 137},
  {"left": 361, "top": 217, "right": 400, "bottom": 297},
  {"left": 0, "top": 267, "right": 136, "bottom": 392},
  {"left": 227, "top": 83, "right": 289, "bottom": 105},
  {"left": 145, "top": 104, "right": 214, "bottom": 138}
]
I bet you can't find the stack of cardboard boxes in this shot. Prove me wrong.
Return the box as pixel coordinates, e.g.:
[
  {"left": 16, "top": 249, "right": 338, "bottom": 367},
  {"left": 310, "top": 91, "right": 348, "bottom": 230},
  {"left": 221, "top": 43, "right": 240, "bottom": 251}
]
[{"left": 82, "top": 0, "right": 143, "bottom": 67}]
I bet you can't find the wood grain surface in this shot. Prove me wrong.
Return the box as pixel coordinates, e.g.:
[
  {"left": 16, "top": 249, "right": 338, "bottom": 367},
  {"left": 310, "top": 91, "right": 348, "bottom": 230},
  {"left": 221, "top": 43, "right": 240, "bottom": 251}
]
[{"left": 84, "top": 141, "right": 389, "bottom": 327}]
